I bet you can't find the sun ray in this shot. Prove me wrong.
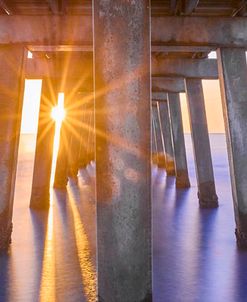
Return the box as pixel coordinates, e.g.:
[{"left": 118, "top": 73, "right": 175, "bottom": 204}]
[
  {"left": 67, "top": 187, "right": 97, "bottom": 302},
  {"left": 39, "top": 92, "right": 66, "bottom": 302},
  {"left": 39, "top": 203, "right": 56, "bottom": 302}
]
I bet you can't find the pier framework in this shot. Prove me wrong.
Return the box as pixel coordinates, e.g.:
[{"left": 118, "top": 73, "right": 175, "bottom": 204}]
[{"left": 0, "top": 1, "right": 247, "bottom": 300}]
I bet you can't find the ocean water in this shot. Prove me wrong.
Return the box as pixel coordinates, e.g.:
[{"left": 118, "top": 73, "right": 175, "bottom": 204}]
[{"left": 0, "top": 133, "right": 246, "bottom": 302}]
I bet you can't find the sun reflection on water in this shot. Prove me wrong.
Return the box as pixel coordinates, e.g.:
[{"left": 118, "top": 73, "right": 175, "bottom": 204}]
[
  {"left": 68, "top": 188, "right": 97, "bottom": 302},
  {"left": 39, "top": 203, "right": 56, "bottom": 302},
  {"left": 39, "top": 92, "right": 96, "bottom": 301},
  {"left": 39, "top": 93, "right": 65, "bottom": 302}
]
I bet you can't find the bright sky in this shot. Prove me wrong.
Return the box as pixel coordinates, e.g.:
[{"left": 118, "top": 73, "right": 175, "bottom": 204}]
[
  {"left": 21, "top": 79, "right": 42, "bottom": 134},
  {"left": 180, "top": 50, "right": 225, "bottom": 133},
  {"left": 180, "top": 80, "right": 225, "bottom": 133},
  {"left": 21, "top": 79, "right": 225, "bottom": 134},
  {"left": 22, "top": 50, "right": 247, "bottom": 135},
  {"left": 21, "top": 50, "right": 225, "bottom": 134}
]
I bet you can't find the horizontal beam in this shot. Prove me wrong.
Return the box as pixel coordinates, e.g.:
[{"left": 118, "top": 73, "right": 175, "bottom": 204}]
[
  {"left": 28, "top": 45, "right": 93, "bottom": 52},
  {"left": 30, "top": 45, "right": 213, "bottom": 53},
  {"left": 152, "top": 45, "right": 214, "bottom": 53},
  {"left": 152, "top": 58, "right": 218, "bottom": 79},
  {"left": 0, "top": 0, "right": 12, "bottom": 15},
  {"left": 0, "top": 16, "right": 246, "bottom": 48},
  {"left": 152, "top": 77, "right": 185, "bottom": 93},
  {"left": 25, "top": 56, "right": 54, "bottom": 78},
  {"left": 25, "top": 53, "right": 93, "bottom": 91},
  {"left": 0, "top": 15, "right": 92, "bottom": 45},
  {"left": 47, "top": 0, "right": 59, "bottom": 14},
  {"left": 152, "top": 16, "right": 247, "bottom": 48},
  {"left": 25, "top": 57, "right": 182, "bottom": 96},
  {"left": 152, "top": 92, "right": 168, "bottom": 101}
]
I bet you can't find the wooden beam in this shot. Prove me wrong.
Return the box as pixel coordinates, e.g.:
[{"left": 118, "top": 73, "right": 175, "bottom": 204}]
[
  {"left": 61, "top": 0, "right": 68, "bottom": 14},
  {"left": 170, "top": 0, "right": 178, "bottom": 14},
  {"left": 152, "top": 58, "right": 218, "bottom": 79},
  {"left": 184, "top": 0, "right": 199, "bottom": 14},
  {"left": 170, "top": 0, "right": 183, "bottom": 15},
  {"left": 232, "top": 0, "right": 247, "bottom": 16},
  {"left": 47, "top": 0, "right": 59, "bottom": 14},
  {"left": 0, "top": 0, "right": 12, "bottom": 15}
]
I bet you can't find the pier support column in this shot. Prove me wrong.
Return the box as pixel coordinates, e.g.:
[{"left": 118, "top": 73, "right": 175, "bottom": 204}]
[
  {"left": 53, "top": 119, "right": 69, "bottom": 189},
  {"left": 30, "top": 78, "right": 56, "bottom": 209},
  {"left": 0, "top": 46, "right": 25, "bottom": 250},
  {"left": 152, "top": 102, "right": 166, "bottom": 168},
  {"left": 168, "top": 92, "right": 190, "bottom": 188},
  {"left": 78, "top": 100, "right": 94, "bottom": 169},
  {"left": 94, "top": 1, "right": 152, "bottom": 301},
  {"left": 86, "top": 104, "right": 95, "bottom": 164},
  {"left": 67, "top": 95, "right": 83, "bottom": 180},
  {"left": 78, "top": 101, "right": 90, "bottom": 168},
  {"left": 217, "top": 48, "right": 247, "bottom": 248},
  {"left": 158, "top": 100, "right": 175, "bottom": 175},
  {"left": 185, "top": 79, "right": 218, "bottom": 208},
  {"left": 70, "top": 93, "right": 91, "bottom": 176},
  {"left": 53, "top": 80, "right": 79, "bottom": 188},
  {"left": 53, "top": 84, "right": 73, "bottom": 188}
]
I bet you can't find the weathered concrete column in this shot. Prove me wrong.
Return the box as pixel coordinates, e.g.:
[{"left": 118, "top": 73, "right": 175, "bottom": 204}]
[
  {"left": 53, "top": 81, "right": 70, "bottom": 189},
  {"left": 217, "top": 48, "right": 247, "bottom": 248},
  {"left": 152, "top": 102, "right": 166, "bottom": 168},
  {"left": 30, "top": 78, "right": 56, "bottom": 209},
  {"left": 0, "top": 46, "right": 25, "bottom": 250},
  {"left": 158, "top": 100, "right": 175, "bottom": 175},
  {"left": 94, "top": 1, "right": 152, "bottom": 301},
  {"left": 78, "top": 100, "right": 93, "bottom": 169},
  {"left": 168, "top": 92, "right": 190, "bottom": 188},
  {"left": 185, "top": 79, "right": 218, "bottom": 208}
]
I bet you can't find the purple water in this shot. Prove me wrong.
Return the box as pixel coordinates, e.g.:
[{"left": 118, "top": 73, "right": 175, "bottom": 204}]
[{"left": 0, "top": 134, "right": 246, "bottom": 302}]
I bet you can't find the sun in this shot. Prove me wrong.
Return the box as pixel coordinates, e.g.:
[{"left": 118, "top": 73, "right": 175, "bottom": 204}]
[{"left": 51, "top": 93, "right": 66, "bottom": 123}]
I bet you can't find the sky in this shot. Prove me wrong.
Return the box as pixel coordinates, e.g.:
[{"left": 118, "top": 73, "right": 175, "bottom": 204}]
[
  {"left": 180, "top": 79, "right": 225, "bottom": 133},
  {"left": 21, "top": 78, "right": 225, "bottom": 134},
  {"left": 21, "top": 79, "right": 42, "bottom": 134},
  {"left": 21, "top": 50, "right": 225, "bottom": 134}
]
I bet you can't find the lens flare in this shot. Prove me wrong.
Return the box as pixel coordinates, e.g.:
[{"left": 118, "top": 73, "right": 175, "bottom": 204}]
[
  {"left": 50, "top": 93, "right": 66, "bottom": 191},
  {"left": 51, "top": 93, "right": 66, "bottom": 123}
]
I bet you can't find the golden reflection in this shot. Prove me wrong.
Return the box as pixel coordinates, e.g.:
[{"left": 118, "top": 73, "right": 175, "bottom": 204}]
[
  {"left": 39, "top": 203, "right": 56, "bottom": 302},
  {"left": 61, "top": 99, "right": 142, "bottom": 162},
  {"left": 53, "top": 60, "right": 150, "bottom": 168},
  {"left": 67, "top": 188, "right": 97, "bottom": 302},
  {"left": 39, "top": 93, "right": 65, "bottom": 302}
]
